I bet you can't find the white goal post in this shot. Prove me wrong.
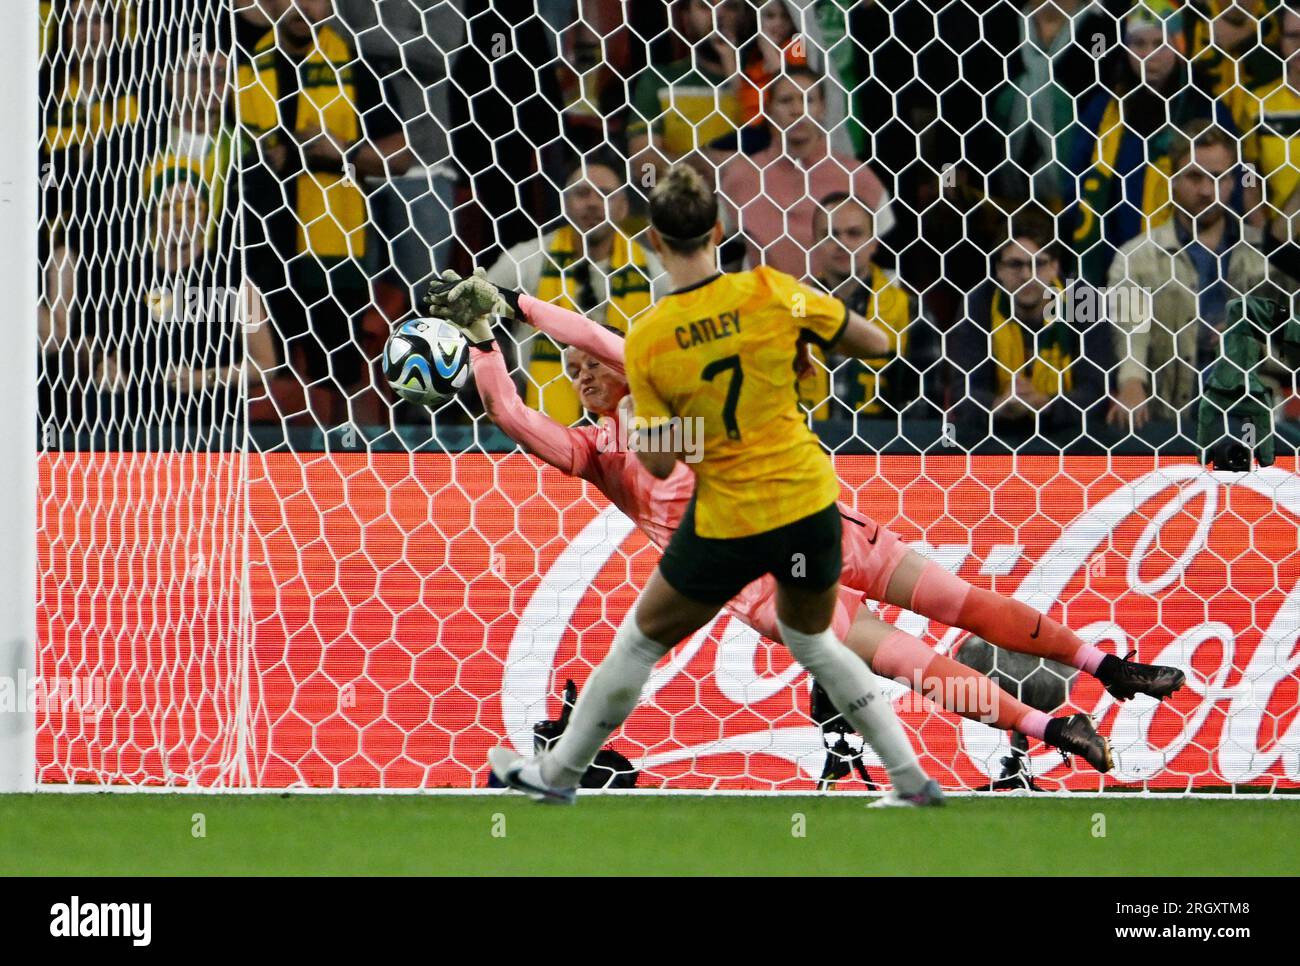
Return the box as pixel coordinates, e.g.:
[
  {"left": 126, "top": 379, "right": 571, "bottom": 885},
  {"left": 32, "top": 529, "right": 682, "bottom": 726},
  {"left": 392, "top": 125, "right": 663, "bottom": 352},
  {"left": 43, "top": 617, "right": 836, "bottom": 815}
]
[{"left": 0, "top": 1, "right": 38, "bottom": 793}]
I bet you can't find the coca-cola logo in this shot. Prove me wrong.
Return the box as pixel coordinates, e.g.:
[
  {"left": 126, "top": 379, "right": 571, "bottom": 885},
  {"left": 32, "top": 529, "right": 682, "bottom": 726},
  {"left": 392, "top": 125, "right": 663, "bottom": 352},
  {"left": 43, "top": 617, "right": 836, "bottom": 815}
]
[
  {"left": 502, "top": 464, "right": 1300, "bottom": 788},
  {"left": 959, "top": 465, "right": 1300, "bottom": 785}
]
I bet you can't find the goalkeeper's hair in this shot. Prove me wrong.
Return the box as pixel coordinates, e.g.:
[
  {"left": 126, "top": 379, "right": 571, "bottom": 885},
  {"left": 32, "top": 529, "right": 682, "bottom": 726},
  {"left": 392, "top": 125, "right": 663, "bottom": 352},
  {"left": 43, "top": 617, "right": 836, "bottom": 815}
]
[
  {"left": 561, "top": 324, "right": 629, "bottom": 377},
  {"left": 649, "top": 164, "right": 718, "bottom": 255},
  {"left": 560, "top": 324, "right": 627, "bottom": 355}
]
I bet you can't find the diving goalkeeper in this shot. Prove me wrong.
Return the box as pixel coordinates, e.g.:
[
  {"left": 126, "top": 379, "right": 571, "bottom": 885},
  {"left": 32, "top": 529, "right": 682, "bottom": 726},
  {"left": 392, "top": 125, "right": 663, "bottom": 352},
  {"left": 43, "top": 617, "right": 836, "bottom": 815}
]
[{"left": 428, "top": 267, "right": 1184, "bottom": 779}]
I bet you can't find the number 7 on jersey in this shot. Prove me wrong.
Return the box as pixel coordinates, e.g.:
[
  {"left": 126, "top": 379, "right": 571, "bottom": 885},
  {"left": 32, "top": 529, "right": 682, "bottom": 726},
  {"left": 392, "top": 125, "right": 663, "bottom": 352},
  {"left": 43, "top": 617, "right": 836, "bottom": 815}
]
[{"left": 702, "top": 354, "right": 744, "bottom": 440}]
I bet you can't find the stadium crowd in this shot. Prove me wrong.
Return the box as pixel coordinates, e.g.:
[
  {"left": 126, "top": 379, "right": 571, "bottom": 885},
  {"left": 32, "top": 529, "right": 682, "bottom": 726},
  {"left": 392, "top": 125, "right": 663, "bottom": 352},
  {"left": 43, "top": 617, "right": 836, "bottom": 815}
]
[{"left": 34, "top": 0, "right": 1300, "bottom": 456}]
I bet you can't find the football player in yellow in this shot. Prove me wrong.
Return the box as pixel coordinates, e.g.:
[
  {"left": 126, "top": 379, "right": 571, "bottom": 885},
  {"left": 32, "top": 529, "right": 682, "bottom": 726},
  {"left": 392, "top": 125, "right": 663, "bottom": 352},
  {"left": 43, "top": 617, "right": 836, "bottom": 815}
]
[{"left": 488, "top": 165, "right": 943, "bottom": 805}]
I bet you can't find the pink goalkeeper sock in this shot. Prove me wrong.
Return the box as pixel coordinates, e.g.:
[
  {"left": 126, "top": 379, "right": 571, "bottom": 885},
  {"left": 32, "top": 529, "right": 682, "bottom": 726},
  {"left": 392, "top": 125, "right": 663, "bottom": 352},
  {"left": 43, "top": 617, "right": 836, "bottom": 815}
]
[
  {"left": 910, "top": 562, "right": 1107, "bottom": 674},
  {"left": 1014, "top": 709, "right": 1052, "bottom": 741},
  {"left": 872, "top": 630, "right": 1047, "bottom": 734}
]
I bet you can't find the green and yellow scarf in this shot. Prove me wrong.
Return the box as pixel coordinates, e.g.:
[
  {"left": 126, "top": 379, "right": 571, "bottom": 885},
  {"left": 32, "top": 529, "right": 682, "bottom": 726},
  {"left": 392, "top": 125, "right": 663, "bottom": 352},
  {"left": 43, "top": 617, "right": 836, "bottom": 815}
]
[
  {"left": 236, "top": 26, "right": 367, "bottom": 260},
  {"left": 799, "top": 267, "right": 908, "bottom": 420},
  {"left": 1189, "top": 0, "right": 1280, "bottom": 116},
  {"left": 44, "top": 75, "right": 138, "bottom": 154},
  {"left": 1071, "top": 97, "right": 1172, "bottom": 280},
  {"left": 989, "top": 286, "right": 1075, "bottom": 399}
]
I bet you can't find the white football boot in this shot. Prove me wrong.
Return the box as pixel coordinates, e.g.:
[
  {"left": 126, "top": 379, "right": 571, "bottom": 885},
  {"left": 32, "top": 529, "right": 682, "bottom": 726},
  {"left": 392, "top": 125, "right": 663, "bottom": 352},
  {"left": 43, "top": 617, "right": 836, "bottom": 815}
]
[
  {"left": 868, "top": 778, "right": 946, "bottom": 808},
  {"left": 487, "top": 747, "right": 577, "bottom": 805}
]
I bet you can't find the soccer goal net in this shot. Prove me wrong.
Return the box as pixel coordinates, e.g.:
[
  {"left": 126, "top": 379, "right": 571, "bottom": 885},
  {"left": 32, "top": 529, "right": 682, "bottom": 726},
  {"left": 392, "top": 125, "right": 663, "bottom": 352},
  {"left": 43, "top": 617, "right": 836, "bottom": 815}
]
[{"left": 28, "top": 0, "right": 1300, "bottom": 793}]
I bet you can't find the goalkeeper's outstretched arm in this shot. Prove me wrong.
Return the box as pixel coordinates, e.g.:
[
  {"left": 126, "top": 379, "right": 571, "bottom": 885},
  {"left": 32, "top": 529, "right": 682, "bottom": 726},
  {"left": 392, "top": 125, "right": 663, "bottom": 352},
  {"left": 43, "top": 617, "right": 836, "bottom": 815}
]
[
  {"left": 516, "top": 294, "right": 626, "bottom": 376},
  {"left": 470, "top": 345, "right": 585, "bottom": 475}
]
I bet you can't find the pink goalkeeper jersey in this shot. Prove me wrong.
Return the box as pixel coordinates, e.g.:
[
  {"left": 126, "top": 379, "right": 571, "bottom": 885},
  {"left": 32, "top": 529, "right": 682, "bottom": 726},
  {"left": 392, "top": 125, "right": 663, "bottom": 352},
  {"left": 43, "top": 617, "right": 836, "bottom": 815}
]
[
  {"left": 569, "top": 421, "right": 695, "bottom": 551},
  {"left": 470, "top": 294, "right": 909, "bottom": 641}
]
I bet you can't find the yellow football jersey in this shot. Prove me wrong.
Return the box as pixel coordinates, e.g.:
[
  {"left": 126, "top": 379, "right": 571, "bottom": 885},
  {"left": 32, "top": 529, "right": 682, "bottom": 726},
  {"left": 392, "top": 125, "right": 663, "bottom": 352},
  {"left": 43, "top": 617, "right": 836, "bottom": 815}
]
[
  {"left": 624, "top": 266, "right": 849, "bottom": 539},
  {"left": 1237, "top": 79, "right": 1300, "bottom": 212}
]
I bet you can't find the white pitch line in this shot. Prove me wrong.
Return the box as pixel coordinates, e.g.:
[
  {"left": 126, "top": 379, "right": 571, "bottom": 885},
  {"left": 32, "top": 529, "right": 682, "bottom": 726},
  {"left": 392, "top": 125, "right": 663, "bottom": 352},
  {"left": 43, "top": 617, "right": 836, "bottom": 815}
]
[{"left": 19, "top": 785, "right": 1299, "bottom": 801}]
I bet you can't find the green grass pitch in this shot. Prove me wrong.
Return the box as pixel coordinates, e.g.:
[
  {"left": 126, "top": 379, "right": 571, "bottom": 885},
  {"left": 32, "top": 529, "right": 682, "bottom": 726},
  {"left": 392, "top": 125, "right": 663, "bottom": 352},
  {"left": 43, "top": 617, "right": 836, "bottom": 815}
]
[{"left": 3, "top": 793, "right": 1297, "bottom": 876}]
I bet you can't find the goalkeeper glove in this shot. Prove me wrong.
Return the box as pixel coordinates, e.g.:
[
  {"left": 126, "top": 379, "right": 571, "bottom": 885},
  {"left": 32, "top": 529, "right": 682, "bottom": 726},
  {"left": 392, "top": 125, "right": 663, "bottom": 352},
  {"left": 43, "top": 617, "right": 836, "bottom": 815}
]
[{"left": 425, "top": 268, "right": 521, "bottom": 348}]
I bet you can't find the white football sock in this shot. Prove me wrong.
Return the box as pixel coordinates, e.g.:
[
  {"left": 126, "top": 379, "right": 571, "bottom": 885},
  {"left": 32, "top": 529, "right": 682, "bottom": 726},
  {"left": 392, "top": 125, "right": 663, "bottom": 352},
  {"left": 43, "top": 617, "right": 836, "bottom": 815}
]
[
  {"left": 777, "top": 618, "right": 929, "bottom": 796},
  {"left": 541, "top": 608, "right": 670, "bottom": 789}
]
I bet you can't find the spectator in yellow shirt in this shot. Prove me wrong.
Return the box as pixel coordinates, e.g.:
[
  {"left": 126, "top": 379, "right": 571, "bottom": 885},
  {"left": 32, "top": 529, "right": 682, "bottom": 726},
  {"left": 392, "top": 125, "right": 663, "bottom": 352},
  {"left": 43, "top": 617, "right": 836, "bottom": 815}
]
[
  {"left": 145, "top": 49, "right": 243, "bottom": 249},
  {"left": 40, "top": 0, "right": 140, "bottom": 257},
  {"left": 627, "top": 0, "right": 745, "bottom": 177},
  {"left": 237, "top": 0, "right": 411, "bottom": 394},
  {"left": 1236, "top": 6, "right": 1300, "bottom": 223}
]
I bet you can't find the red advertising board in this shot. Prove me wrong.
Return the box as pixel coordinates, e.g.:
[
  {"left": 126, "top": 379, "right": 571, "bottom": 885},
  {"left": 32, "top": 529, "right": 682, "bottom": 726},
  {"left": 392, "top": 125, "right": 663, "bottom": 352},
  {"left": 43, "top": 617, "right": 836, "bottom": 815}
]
[{"left": 35, "top": 453, "right": 1300, "bottom": 790}]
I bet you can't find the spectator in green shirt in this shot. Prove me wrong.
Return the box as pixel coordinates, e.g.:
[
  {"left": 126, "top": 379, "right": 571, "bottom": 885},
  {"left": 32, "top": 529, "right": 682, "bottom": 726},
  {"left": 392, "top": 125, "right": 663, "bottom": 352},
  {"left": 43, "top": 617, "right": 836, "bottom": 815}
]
[{"left": 627, "top": 0, "right": 746, "bottom": 179}]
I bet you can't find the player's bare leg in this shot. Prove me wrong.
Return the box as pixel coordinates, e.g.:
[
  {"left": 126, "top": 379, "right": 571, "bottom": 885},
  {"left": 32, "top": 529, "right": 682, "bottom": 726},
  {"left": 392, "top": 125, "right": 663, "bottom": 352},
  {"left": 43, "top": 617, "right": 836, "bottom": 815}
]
[
  {"left": 774, "top": 581, "right": 943, "bottom": 805},
  {"left": 881, "top": 550, "right": 1185, "bottom": 702},
  {"left": 844, "top": 609, "right": 1112, "bottom": 773},
  {"left": 627, "top": 567, "right": 734, "bottom": 643}
]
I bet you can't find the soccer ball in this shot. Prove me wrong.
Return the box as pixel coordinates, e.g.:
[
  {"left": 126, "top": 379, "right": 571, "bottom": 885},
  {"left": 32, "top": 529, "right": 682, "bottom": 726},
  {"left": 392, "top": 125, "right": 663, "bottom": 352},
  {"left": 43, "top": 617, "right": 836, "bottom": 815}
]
[{"left": 384, "top": 318, "right": 471, "bottom": 407}]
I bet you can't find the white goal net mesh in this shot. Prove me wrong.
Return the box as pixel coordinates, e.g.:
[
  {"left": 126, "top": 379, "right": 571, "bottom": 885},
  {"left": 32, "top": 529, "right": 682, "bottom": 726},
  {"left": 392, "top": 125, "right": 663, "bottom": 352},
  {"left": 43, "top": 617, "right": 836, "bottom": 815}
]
[{"left": 35, "top": 0, "right": 1300, "bottom": 791}]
